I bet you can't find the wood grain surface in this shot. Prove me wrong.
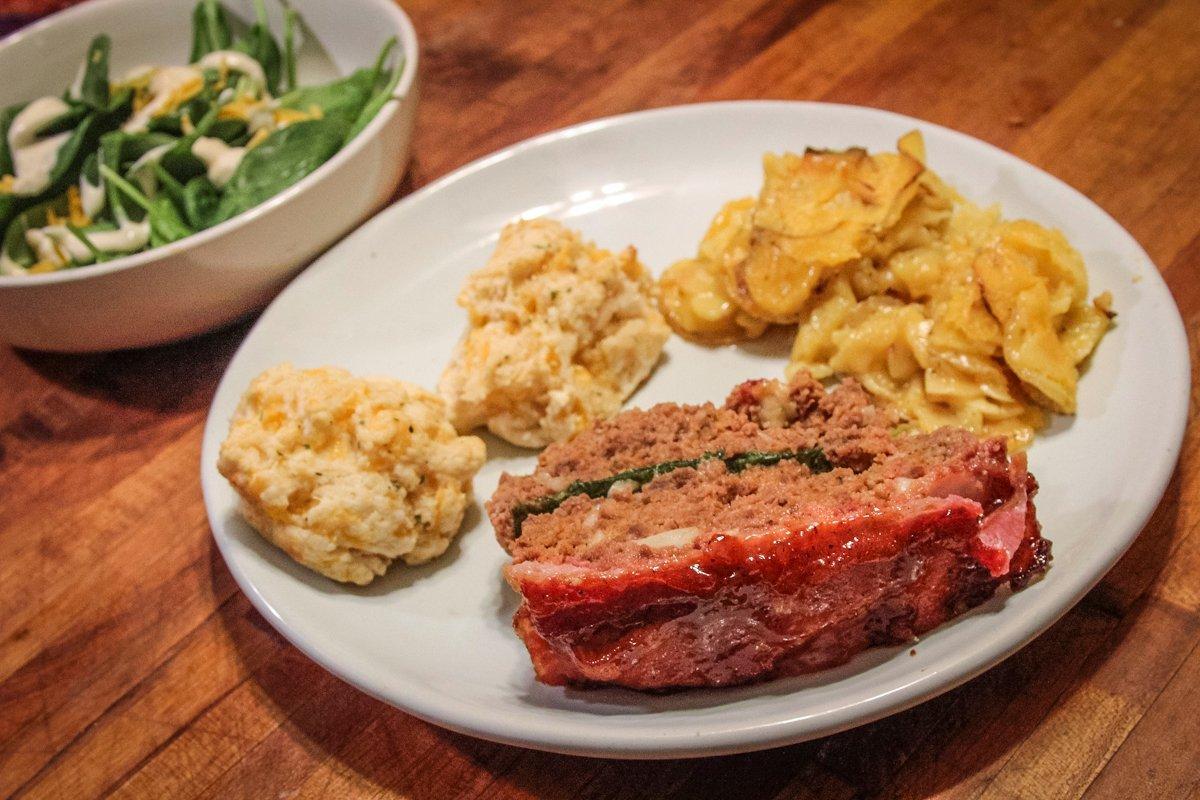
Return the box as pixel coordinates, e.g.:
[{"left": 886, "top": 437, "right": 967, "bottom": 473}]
[{"left": 2, "top": 0, "right": 1198, "bottom": 797}]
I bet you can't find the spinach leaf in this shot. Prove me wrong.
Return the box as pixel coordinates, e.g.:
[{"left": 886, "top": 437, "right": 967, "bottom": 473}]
[
  {"left": 35, "top": 103, "right": 90, "bottom": 138},
  {"left": 99, "top": 130, "right": 178, "bottom": 171},
  {"left": 215, "top": 118, "right": 343, "bottom": 222},
  {"left": 99, "top": 130, "right": 176, "bottom": 220},
  {"left": 233, "top": 0, "right": 282, "bottom": 95},
  {"left": 80, "top": 150, "right": 101, "bottom": 186},
  {"left": 282, "top": 7, "right": 298, "bottom": 92},
  {"left": 278, "top": 69, "right": 374, "bottom": 131},
  {"left": 2, "top": 206, "right": 38, "bottom": 269},
  {"left": 1, "top": 192, "right": 72, "bottom": 269},
  {"left": 100, "top": 139, "right": 133, "bottom": 222},
  {"left": 158, "top": 150, "right": 206, "bottom": 183},
  {"left": 146, "top": 115, "right": 186, "bottom": 137},
  {"left": 21, "top": 98, "right": 130, "bottom": 212},
  {"left": 0, "top": 103, "right": 24, "bottom": 177},
  {"left": 103, "top": 86, "right": 134, "bottom": 118},
  {"left": 147, "top": 196, "right": 194, "bottom": 247},
  {"left": 0, "top": 110, "right": 108, "bottom": 237},
  {"left": 99, "top": 164, "right": 193, "bottom": 246},
  {"left": 0, "top": 104, "right": 26, "bottom": 236},
  {"left": 153, "top": 162, "right": 187, "bottom": 206},
  {"left": 366, "top": 36, "right": 397, "bottom": 88},
  {"left": 143, "top": 74, "right": 219, "bottom": 137},
  {"left": 0, "top": 198, "right": 22, "bottom": 255},
  {"left": 157, "top": 105, "right": 220, "bottom": 180},
  {"left": 727, "top": 448, "right": 832, "bottom": 474},
  {"left": 77, "top": 34, "right": 112, "bottom": 109},
  {"left": 345, "top": 45, "right": 404, "bottom": 144},
  {"left": 41, "top": 86, "right": 132, "bottom": 161},
  {"left": 207, "top": 118, "right": 249, "bottom": 145},
  {"left": 47, "top": 114, "right": 104, "bottom": 189},
  {"left": 190, "top": 0, "right": 233, "bottom": 62},
  {"left": 182, "top": 175, "right": 221, "bottom": 230}
]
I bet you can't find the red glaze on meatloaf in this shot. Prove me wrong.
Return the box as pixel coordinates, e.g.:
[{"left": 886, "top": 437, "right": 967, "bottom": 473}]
[{"left": 488, "top": 373, "right": 1050, "bottom": 691}]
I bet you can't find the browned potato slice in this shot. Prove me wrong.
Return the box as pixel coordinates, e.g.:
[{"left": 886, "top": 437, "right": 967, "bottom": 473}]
[
  {"left": 869, "top": 180, "right": 953, "bottom": 260},
  {"left": 701, "top": 197, "right": 757, "bottom": 313},
  {"left": 732, "top": 230, "right": 835, "bottom": 323},
  {"left": 975, "top": 220, "right": 1113, "bottom": 414},
  {"left": 734, "top": 146, "right": 925, "bottom": 322},
  {"left": 697, "top": 197, "right": 754, "bottom": 266},
  {"left": 658, "top": 257, "right": 767, "bottom": 344},
  {"left": 658, "top": 198, "right": 768, "bottom": 344},
  {"left": 1060, "top": 292, "right": 1115, "bottom": 364},
  {"left": 975, "top": 241, "right": 1079, "bottom": 413}
]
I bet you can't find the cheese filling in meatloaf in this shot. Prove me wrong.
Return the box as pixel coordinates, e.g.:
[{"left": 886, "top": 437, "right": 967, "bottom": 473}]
[{"left": 487, "top": 373, "right": 1051, "bottom": 691}]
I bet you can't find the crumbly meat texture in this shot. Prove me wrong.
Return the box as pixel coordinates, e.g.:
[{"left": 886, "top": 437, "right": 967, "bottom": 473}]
[
  {"left": 218, "top": 364, "right": 486, "bottom": 585},
  {"left": 438, "top": 219, "right": 670, "bottom": 448},
  {"left": 487, "top": 372, "right": 1050, "bottom": 690},
  {"left": 488, "top": 372, "right": 898, "bottom": 548},
  {"left": 504, "top": 428, "right": 1011, "bottom": 567}
]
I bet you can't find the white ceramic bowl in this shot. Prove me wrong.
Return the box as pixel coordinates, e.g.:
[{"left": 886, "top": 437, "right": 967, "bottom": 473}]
[{"left": 0, "top": 0, "right": 418, "bottom": 352}]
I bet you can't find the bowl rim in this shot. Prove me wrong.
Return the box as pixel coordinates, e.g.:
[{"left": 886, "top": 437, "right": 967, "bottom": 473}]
[{"left": 0, "top": 0, "right": 419, "bottom": 288}]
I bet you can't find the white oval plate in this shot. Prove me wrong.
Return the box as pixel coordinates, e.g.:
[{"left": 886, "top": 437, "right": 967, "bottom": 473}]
[{"left": 200, "top": 101, "right": 1189, "bottom": 759}]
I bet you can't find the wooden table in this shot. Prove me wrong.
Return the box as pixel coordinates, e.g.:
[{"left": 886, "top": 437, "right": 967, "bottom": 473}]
[{"left": 2, "top": 0, "right": 1197, "bottom": 797}]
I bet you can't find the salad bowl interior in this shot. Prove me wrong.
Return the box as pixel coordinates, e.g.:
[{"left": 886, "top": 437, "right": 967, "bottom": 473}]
[{"left": 0, "top": 0, "right": 418, "bottom": 352}]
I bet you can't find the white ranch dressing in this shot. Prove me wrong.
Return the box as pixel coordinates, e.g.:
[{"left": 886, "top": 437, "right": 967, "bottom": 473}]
[
  {"left": 79, "top": 171, "right": 106, "bottom": 218},
  {"left": 24, "top": 218, "right": 151, "bottom": 268},
  {"left": 0, "top": 250, "right": 25, "bottom": 276},
  {"left": 119, "top": 63, "right": 158, "bottom": 84},
  {"left": 122, "top": 65, "right": 204, "bottom": 133},
  {"left": 191, "top": 136, "right": 245, "bottom": 188},
  {"left": 67, "top": 58, "right": 87, "bottom": 101},
  {"left": 120, "top": 51, "right": 268, "bottom": 134},
  {"left": 128, "top": 143, "right": 173, "bottom": 174},
  {"left": 127, "top": 143, "right": 174, "bottom": 195},
  {"left": 245, "top": 103, "right": 277, "bottom": 134},
  {"left": 7, "top": 97, "right": 73, "bottom": 196},
  {"left": 195, "top": 50, "right": 269, "bottom": 92}
]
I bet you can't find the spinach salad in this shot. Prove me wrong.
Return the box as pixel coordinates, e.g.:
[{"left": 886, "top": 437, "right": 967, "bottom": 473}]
[{"left": 0, "top": 0, "right": 404, "bottom": 275}]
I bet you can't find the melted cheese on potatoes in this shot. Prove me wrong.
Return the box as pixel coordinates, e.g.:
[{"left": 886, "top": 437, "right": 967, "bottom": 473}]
[
  {"left": 662, "top": 132, "right": 1112, "bottom": 449},
  {"left": 439, "top": 219, "right": 670, "bottom": 448},
  {"left": 218, "top": 364, "right": 486, "bottom": 585}
]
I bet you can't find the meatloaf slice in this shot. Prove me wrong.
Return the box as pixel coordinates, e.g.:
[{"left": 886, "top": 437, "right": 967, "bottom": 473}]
[{"left": 487, "top": 373, "right": 1050, "bottom": 691}]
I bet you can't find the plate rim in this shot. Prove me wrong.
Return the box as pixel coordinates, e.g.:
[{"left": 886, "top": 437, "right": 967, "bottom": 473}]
[{"left": 200, "top": 99, "right": 1191, "bottom": 758}]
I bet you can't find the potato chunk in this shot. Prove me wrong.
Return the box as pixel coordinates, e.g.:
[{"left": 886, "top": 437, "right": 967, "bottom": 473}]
[
  {"left": 658, "top": 198, "right": 768, "bottom": 344},
  {"left": 734, "top": 147, "right": 925, "bottom": 322}
]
